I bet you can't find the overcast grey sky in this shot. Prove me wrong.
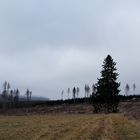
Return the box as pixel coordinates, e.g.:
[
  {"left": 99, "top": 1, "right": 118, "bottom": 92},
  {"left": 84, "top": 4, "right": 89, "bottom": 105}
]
[{"left": 0, "top": 0, "right": 140, "bottom": 99}]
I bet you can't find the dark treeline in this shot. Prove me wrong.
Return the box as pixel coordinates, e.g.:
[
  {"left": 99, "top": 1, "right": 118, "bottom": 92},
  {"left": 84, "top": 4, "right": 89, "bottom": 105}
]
[
  {"left": 29, "top": 95, "right": 140, "bottom": 107},
  {"left": 118, "top": 94, "right": 140, "bottom": 101}
]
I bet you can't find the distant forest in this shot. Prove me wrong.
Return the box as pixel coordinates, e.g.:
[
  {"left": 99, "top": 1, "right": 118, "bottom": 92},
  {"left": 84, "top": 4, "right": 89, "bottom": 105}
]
[{"left": 0, "top": 55, "right": 139, "bottom": 113}]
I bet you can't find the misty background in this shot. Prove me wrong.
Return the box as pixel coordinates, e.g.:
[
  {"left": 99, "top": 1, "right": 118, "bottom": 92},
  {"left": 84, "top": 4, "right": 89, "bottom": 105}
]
[{"left": 0, "top": 0, "right": 139, "bottom": 99}]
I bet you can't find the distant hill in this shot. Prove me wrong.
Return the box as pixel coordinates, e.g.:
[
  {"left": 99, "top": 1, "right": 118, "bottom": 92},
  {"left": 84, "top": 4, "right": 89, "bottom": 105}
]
[
  {"left": 0, "top": 95, "right": 49, "bottom": 102},
  {"left": 19, "top": 96, "right": 49, "bottom": 101}
]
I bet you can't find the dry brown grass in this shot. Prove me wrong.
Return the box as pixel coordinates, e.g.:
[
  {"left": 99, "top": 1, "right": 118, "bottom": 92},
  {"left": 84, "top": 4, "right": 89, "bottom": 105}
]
[{"left": 0, "top": 114, "right": 139, "bottom": 140}]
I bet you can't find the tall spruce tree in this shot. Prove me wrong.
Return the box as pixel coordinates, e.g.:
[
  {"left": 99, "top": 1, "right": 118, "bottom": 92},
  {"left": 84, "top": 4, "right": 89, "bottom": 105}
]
[{"left": 92, "top": 55, "right": 120, "bottom": 113}]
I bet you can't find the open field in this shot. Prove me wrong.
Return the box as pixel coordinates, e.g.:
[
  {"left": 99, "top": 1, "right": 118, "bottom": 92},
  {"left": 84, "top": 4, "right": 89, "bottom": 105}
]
[{"left": 0, "top": 114, "right": 140, "bottom": 140}]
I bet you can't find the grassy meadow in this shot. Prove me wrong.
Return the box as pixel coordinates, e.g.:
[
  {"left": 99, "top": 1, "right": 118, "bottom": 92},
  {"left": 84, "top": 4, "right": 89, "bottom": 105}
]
[{"left": 0, "top": 114, "right": 140, "bottom": 140}]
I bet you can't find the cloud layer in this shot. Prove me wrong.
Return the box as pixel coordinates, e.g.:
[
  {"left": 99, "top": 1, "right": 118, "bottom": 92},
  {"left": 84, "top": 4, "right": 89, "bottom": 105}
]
[{"left": 0, "top": 0, "right": 140, "bottom": 99}]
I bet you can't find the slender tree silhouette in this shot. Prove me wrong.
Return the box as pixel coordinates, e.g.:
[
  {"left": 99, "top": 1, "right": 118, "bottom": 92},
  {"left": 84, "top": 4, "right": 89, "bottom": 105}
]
[
  {"left": 67, "top": 88, "right": 70, "bottom": 100},
  {"left": 125, "top": 84, "right": 130, "bottom": 96},
  {"left": 73, "top": 87, "right": 76, "bottom": 103},
  {"left": 133, "top": 83, "right": 136, "bottom": 95}
]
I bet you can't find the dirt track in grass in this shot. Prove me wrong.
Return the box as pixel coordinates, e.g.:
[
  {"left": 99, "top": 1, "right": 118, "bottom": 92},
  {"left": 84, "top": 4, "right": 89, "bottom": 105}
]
[{"left": 0, "top": 114, "right": 139, "bottom": 140}]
